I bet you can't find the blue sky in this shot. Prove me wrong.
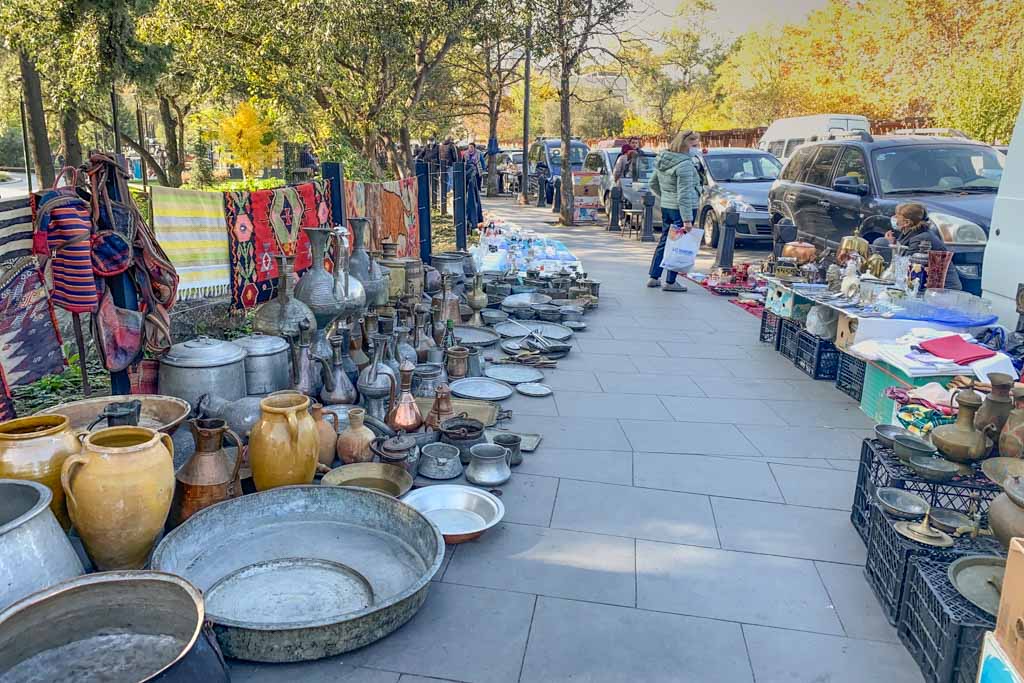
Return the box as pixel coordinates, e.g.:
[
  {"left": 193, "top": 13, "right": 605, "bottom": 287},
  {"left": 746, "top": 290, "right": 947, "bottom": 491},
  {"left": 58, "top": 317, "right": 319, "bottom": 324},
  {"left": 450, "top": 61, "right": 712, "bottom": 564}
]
[{"left": 632, "top": 0, "right": 830, "bottom": 37}]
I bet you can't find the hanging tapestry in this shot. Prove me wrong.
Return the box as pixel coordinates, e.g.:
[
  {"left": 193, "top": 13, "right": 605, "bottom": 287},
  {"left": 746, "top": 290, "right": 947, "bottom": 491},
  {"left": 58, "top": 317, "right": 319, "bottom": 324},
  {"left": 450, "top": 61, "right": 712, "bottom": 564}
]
[
  {"left": 0, "top": 365, "right": 14, "bottom": 422},
  {"left": 343, "top": 177, "right": 419, "bottom": 258},
  {"left": 0, "top": 257, "right": 65, "bottom": 386},
  {"left": 0, "top": 197, "right": 34, "bottom": 266},
  {"left": 224, "top": 180, "right": 333, "bottom": 310},
  {"left": 152, "top": 186, "right": 231, "bottom": 300}
]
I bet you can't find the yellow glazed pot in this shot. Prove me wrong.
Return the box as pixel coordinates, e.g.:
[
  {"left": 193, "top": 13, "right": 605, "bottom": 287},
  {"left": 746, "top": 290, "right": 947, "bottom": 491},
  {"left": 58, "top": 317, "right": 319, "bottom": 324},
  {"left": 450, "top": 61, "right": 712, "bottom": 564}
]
[
  {"left": 61, "top": 426, "right": 175, "bottom": 570},
  {"left": 248, "top": 393, "right": 318, "bottom": 490},
  {"left": 0, "top": 415, "right": 80, "bottom": 530}
]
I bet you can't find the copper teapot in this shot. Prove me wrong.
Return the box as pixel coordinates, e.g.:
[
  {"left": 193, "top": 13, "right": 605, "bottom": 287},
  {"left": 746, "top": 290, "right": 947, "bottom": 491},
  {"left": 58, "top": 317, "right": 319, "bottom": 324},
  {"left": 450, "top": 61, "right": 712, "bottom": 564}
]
[
  {"left": 781, "top": 241, "right": 817, "bottom": 265},
  {"left": 387, "top": 360, "right": 424, "bottom": 432}
]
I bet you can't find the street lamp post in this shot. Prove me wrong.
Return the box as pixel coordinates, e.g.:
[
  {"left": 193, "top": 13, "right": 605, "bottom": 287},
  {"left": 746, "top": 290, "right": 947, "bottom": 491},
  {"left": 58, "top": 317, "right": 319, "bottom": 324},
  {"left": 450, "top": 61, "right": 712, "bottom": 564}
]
[{"left": 519, "top": 19, "right": 532, "bottom": 205}]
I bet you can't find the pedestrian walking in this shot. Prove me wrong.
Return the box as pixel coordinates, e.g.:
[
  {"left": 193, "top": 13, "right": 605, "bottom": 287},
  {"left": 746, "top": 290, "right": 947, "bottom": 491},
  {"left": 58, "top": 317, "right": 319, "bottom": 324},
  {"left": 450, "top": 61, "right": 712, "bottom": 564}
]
[
  {"left": 464, "top": 143, "right": 485, "bottom": 228},
  {"left": 440, "top": 137, "right": 458, "bottom": 191},
  {"left": 872, "top": 202, "right": 962, "bottom": 290},
  {"left": 647, "top": 130, "right": 703, "bottom": 292}
]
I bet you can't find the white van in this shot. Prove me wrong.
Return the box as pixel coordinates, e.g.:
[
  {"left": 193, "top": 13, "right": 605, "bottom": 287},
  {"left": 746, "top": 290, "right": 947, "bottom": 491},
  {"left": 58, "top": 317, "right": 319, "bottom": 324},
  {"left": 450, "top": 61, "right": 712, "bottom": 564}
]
[
  {"left": 758, "top": 114, "right": 871, "bottom": 163},
  {"left": 981, "top": 101, "right": 1023, "bottom": 327}
]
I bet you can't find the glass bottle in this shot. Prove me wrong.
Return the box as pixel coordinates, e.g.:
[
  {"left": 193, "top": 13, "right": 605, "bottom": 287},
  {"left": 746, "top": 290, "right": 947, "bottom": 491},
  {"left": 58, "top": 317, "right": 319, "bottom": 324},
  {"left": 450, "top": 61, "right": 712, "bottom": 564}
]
[{"left": 441, "top": 320, "right": 457, "bottom": 350}]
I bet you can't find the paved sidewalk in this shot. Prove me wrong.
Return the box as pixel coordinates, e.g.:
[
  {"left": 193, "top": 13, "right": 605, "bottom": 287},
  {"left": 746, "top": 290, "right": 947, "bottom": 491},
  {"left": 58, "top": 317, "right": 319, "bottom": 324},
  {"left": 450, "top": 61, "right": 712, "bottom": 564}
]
[{"left": 232, "top": 198, "right": 923, "bottom": 682}]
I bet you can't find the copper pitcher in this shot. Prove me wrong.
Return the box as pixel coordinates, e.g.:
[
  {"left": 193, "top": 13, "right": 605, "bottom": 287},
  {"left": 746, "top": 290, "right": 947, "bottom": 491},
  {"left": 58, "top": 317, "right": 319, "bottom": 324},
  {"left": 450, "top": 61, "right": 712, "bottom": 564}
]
[
  {"left": 168, "top": 418, "right": 243, "bottom": 528},
  {"left": 388, "top": 360, "right": 424, "bottom": 432},
  {"left": 446, "top": 346, "right": 470, "bottom": 381},
  {"left": 426, "top": 383, "right": 456, "bottom": 430}
]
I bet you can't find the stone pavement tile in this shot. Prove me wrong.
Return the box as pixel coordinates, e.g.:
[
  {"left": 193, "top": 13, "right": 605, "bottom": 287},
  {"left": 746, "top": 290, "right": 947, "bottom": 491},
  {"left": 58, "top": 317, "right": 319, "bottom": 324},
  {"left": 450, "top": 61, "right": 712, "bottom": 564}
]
[
  {"left": 659, "top": 396, "right": 786, "bottom": 425},
  {"left": 771, "top": 462, "right": 858, "bottom": 510},
  {"left": 636, "top": 540, "right": 844, "bottom": 634},
  {"left": 503, "top": 414, "right": 631, "bottom": 451},
  {"left": 551, "top": 479, "right": 719, "bottom": 547},
  {"left": 829, "top": 458, "right": 860, "bottom": 471},
  {"left": 619, "top": 419, "right": 760, "bottom": 456},
  {"left": 738, "top": 424, "right": 868, "bottom": 460},
  {"left": 726, "top": 455, "right": 837, "bottom": 470},
  {"left": 555, "top": 391, "right": 673, "bottom": 420},
  {"left": 787, "top": 379, "right": 862, "bottom": 402},
  {"left": 815, "top": 561, "right": 900, "bottom": 643},
  {"left": 495, "top": 391, "right": 557, "bottom": 417},
  {"left": 414, "top": 472, "right": 557, "bottom": 528},
  {"left": 567, "top": 324, "right": 614, "bottom": 340},
  {"left": 630, "top": 314, "right": 716, "bottom": 332},
  {"left": 399, "top": 676, "right": 462, "bottom": 683},
  {"left": 346, "top": 583, "right": 534, "bottom": 683},
  {"left": 443, "top": 523, "right": 636, "bottom": 606},
  {"left": 630, "top": 355, "right": 734, "bottom": 376},
  {"left": 729, "top": 358, "right": 809, "bottom": 380},
  {"left": 712, "top": 497, "right": 866, "bottom": 564},
  {"left": 432, "top": 544, "right": 454, "bottom": 582},
  {"left": 554, "top": 352, "right": 639, "bottom": 373},
  {"left": 540, "top": 369, "right": 603, "bottom": 392},
  {"left": 633, "top": 451, "right": 783, "bottom": 502},
  {"left": 595, "top": 371, "right": 705, "bottom": 397},
  {"left": 681, "top": 329, "right": 765, "bottom": 348},
  {"left": 516, "top": 447, "right": 632, "bottom": 485},
  {"left": 608, "top": 326, "right": 696, "bottom": 342},
  {"left": 767, "top": 399, "right": 875, "bottom": 429},
  {"left": 520, "top": 596, "right": 754, "bottom": 683},
  {"left": 657, "top": 341, "right": 753, "bottom": 359},
  {"left": 693, "top": 377, "right": 811, "bottom": 400},
  {"left": 743, "top": 624, "right": 921, "bottom": 683},
  {"left": 575, "top": 338, "right": 667, "bottom": 356},
  {"left": 230, "top": 662, "right": 399, "bottom": 683}
]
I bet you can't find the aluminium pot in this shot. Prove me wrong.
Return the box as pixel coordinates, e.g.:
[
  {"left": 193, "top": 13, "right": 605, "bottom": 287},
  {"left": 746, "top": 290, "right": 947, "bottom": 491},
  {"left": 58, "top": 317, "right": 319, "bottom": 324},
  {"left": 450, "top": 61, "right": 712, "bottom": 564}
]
[
  {"left": 232, "top": 333, "right": 292, "bottom": 396},
  {"left": 0, "top": 570, "right": 228, "bottom": 682},
  {"left": 159, "top": 336, "right": 248, "bottom": 409},
  {"left": 0, "top": 479, "right": 84, "bottom": 611}
]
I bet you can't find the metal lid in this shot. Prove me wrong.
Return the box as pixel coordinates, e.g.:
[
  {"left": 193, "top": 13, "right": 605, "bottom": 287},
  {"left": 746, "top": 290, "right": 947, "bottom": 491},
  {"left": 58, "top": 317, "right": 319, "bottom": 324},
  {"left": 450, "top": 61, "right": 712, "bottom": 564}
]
[
  {"left": 161, "top": 336, "right": 246, "bottom": 368},
  {"left": 232, "top": 333, "right": 290, "bottom": 357},
  {"left": 382, "top": 433, "right": 416, "bottom": 453}
]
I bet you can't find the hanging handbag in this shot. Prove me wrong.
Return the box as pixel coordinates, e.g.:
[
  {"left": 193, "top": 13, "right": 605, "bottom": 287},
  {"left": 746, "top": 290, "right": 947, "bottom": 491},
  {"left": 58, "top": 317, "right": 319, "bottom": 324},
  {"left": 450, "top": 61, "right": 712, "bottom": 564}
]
[{"left": 91, "top": 283, "right": 145, "bottom": 372}]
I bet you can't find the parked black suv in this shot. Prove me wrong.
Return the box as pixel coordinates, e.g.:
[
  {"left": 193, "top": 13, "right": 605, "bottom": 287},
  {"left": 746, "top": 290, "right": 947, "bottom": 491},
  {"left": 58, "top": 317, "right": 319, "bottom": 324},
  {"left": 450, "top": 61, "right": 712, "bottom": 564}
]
[{"left": 768, "top": 134, "right": 1004, "bottom": 294}]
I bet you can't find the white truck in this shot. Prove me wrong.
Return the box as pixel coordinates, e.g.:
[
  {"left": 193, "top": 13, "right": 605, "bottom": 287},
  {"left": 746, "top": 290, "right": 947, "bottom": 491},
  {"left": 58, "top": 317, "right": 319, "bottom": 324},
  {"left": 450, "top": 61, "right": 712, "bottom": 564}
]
[{"left": 758, "top": 114, "right": 871, "bottom": 163}]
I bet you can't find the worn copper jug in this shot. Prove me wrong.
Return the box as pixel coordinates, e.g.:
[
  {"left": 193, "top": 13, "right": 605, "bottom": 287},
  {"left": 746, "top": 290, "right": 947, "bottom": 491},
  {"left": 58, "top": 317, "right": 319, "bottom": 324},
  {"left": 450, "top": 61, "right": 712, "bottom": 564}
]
[
  {"left": 976, "top": 373, "right": 1014, "bottom": 447},
  {"left": 425, "top": 383, "right": 456, "bottom": 430},
  {"left": 998, "top": 387, "right": 1024, "bottom": 459},
  {"left": 931, "top": 388, "right": 992, "bottom": 463},
  {"left": 413, "top": 308, "right": 437, "bottom": 362},
  {"left": 433, "top": 274, "right": 462, "bottom": 327},
  {"left": 168, "top": 418, "right": 243, "bottom": 528},
  {"left": 388, "top": 360, "right": 423, "bottom": 432}
]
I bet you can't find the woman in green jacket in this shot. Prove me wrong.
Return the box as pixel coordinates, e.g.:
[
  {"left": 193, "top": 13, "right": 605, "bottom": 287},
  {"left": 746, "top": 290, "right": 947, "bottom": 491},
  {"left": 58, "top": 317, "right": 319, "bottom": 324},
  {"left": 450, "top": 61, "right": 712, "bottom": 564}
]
[{"left": 648, "top": 130, "right": 702, "bottom": 291}]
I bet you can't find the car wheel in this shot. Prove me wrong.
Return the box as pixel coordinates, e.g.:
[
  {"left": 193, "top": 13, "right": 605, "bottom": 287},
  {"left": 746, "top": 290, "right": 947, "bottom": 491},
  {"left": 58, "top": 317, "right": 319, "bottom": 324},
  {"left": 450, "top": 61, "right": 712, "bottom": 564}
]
[
  {"left": 702, "top": 210, "right": 720, "bottom": 248},
  {"left": 602, "top": 192, "right": 611, "bottom": 215}
]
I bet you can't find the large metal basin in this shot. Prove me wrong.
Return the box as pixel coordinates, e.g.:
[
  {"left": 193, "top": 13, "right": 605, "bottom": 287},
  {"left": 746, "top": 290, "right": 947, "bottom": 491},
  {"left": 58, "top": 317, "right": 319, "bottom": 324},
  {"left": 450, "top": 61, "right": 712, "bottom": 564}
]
[{"left": 151, "top": 485, "right": 444, "bottom": 662}]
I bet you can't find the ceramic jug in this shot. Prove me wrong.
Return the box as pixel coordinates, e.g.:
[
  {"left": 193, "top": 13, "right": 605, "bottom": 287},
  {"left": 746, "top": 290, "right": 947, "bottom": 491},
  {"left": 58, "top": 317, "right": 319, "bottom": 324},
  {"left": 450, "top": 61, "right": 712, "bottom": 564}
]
[
  {"left": 988, "top": 475, "right": 1024, "bottom": 549},
  {"left": 61, "top": 426, "right": 175, "bottom": 569},
  {"left": 976, "top": 372, "right": 1014, "bottom": 446},
  {"left": 387, "top": 360, "right": 423, "bottom": 432},
  {"left": 248, "top": 393, "right": 319, "bottom": 490},
  {"left": 0, "top": 415, "right": 80, "bottom": 530},
  {"left": 320, "top": 333, "right": 359, "bottom": 405},
  {"left": 336, "top": 407, "right": 376, "bottom": 464},
  {"left": 311, "top": 403, "right": 341, "bottom": 468},
  {"left": 998, "top": 387, "right": 1024, "bottom": 459},
  {"left": 465, "top": 443, "right": 512, "bottom": 487},
  {"left": 254, "top": 254, "right": 317, "bottom": 342},
  {"left": 931, "top": 388, "right": 992, "bottom": 463},
  {"left": 168, "top": 418, "right": 243, "bottom": 528},
  {"left": 358, "top": 335, "right": 397, "bottom": 422}
]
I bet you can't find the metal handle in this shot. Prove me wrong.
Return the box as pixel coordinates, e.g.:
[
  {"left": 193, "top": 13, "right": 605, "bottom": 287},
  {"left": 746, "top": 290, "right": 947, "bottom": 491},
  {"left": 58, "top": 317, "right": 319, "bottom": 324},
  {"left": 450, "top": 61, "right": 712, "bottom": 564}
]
[
  {"left": 503, "top": 447, "right": 512, "bottom": 467},
  {"left": 221, "top": 428, "right": 245, "bottom": 495},
  {"left": 60, "top": 451, "right": 90, "bottom": 515}
]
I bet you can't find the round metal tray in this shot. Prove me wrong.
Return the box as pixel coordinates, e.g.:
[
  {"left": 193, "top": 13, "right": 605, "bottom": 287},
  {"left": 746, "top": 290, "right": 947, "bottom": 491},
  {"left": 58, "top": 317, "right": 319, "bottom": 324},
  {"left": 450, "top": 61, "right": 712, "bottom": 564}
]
[
  {"left": 516, "top": 383, "right": 552, "bottom": 398},
  {"left": 453, "top": 326, "right": 500, "bottom": 347},
  {"left": 402, "top": 485, "right": 504, "bottom": 543},
  {"left": 37, "top": 394, "right": 190, "bottom": 435},
  {"left": 501, "top": 293, "right": 551, "bottom": 308},
  {"left": 151, "top": 486, "right": 444, "bottom": 662},
  {"left": 493, "top": 321, "right": 574, "bottom": 342},
  {"left": 947, "top": 555, "right": 1005, "bottom": 617},
  {"left": 449, "top": 377, "right": 514, "bottom": 401},
  {"left": 484, "top": 365, "right": 545, "bottom": 385}
]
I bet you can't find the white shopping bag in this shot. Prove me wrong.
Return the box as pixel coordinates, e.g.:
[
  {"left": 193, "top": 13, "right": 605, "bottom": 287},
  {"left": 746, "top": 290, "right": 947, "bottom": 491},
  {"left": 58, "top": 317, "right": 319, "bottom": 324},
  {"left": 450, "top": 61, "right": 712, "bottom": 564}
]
[{"left": 660, "top": 227, "right": 703, "bottom": 272}]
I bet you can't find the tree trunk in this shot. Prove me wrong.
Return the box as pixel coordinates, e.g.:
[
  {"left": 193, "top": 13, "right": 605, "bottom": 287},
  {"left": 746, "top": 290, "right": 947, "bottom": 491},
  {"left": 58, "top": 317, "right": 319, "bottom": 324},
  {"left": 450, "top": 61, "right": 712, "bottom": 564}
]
[
  {"left": 158, "top": 96, "right": 183, "bottom": 187},
  {"left": 382, "top": 134, "right": 405, "bottom": 179},
  {"left": 60, "top": 108, "right": 84, "bottom": 169},
  {"left": 18, "top": 52, "right": 55, "bottom": 188},
  {"left": 559, "top": 71, "right": 574, "bottom": 226},
  {"left": 398, "top": 125, "right": 415, "bottom": 177},
  {"left": 486, "top": 98, "right": 500, "bottom": 197}
]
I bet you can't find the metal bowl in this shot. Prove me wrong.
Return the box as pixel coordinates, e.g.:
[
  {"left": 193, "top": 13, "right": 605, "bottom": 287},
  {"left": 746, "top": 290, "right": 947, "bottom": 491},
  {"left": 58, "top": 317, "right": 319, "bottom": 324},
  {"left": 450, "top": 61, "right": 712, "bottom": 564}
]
[
  {"left": 502, "top": 292, "right": 552, "bottom": 308},
  {"left": 0, "top": 571, "right": 227, "bottom": 682},
  {"left": 453, "top": 326, "right": 500, "bottom": 348},
  {"left": 947, "top": 555, "right": 1005, "bottom": 617},
  {"left": 874, "top": 424, "right": 909, "bottom": 449},
  {"left": 929, "top": 508, "right": 973, "bottom": 534},
  {"left": 402, "top": 484, "right": 504, "bottom": 543},
  {"left": 559, "top": 305, "right": 584, "bottom": 322},
  {"left": 875, "top": 487, "right": 928, "bottom": 520},
  {"left": 151, "top": 486, "right": 444, "bottom": 662},
  {"left": 532, "top": 304, "right": 562, "bottom": 322},
  {"left": 981, "top": 457, "right": 1024, "bottom": 487},
  {"left": 321, "top": 463, "right": 413, "bottom": 498},
  {"left": 38, "top": 395, "right": 191, "bottom": 435},
  {"left": 907, "top": 454, "right": 959, "bottom": 482},
  {"left": 892, "top": 433, "right": 937, "bottom": 463},
  {"left": 481, "top": 309, "right": 509, "bottom": 326},
  {"left": 501, "top": 304, "right": 536, "bottom": 320}
]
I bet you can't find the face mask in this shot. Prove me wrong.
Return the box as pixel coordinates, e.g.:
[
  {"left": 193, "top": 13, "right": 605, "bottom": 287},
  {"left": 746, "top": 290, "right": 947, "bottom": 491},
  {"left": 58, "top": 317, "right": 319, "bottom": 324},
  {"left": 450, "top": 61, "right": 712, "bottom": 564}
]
[{"left": 890, "top": 216, "right": 900, "bottom": 230}]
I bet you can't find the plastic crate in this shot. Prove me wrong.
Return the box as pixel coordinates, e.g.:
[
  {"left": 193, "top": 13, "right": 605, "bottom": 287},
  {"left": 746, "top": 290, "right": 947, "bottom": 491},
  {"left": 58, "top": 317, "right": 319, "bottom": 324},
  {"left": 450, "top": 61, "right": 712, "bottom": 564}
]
[
  {"left": 778, "top": 318, "right": 802, "bottom": 361},
  {"left": 851, "top": 439, "right": 877, "bottom": 543},
  {"left": 759, "top": 310, "right": 783, "bottom": 348},
  {"left": 793, "top": 329, "right": 841, "bottom": 380},
  {"left": 898, "top": 558, "right": 996, "bottom": 683},
  {"left": 859, "top": 361, "right": 956, "bottom": 425},
  {"left": 835, "top": 352, "right": 866, "bottom": 402},
  {"left": 863, "top": 500, "right": 1003, "bottom": 625}
]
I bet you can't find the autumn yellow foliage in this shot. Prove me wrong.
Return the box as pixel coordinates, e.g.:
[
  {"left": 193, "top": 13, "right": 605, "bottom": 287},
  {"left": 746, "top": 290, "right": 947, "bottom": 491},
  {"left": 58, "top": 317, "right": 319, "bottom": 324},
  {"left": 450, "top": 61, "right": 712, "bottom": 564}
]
[{"left": 219, "top": 101, "right": 278, "bottom": 179}]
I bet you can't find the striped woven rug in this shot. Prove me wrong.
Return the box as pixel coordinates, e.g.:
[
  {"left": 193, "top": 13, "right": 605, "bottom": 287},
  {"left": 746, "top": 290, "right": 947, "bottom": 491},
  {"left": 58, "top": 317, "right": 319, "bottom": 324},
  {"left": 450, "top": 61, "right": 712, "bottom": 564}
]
[
  {"left": 152, "top": 186, "right": 230, "bottom": 299},
  {"left": 0, "top": 197, "right": 33, "bottom": 266}
]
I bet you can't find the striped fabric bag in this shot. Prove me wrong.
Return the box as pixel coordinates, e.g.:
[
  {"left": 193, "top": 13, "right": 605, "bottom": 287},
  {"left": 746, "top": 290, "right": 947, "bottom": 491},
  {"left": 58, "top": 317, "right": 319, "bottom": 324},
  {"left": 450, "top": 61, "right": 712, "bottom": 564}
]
[
  {"left": 32, "top": 188, "right": 99, "bottom": 313},
  {"left": 152, "top": 186, "right": 230, "bottom": 300},
  {"left": 0, "top": 197, "right": 34, "bottom": 265}
]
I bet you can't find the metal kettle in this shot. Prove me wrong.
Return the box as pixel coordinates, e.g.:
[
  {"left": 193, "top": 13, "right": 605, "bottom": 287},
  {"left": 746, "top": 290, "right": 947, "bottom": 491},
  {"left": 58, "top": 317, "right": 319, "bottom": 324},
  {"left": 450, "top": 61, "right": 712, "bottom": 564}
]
[
  {"left": 167, "top": 418, "right": 243, "bottom": 528},
  {"left": 292, "top": 321, "right": 335, "bottom": 398},
  {"left": 837, "top": 227, "right": 869, "bottom": 266}
]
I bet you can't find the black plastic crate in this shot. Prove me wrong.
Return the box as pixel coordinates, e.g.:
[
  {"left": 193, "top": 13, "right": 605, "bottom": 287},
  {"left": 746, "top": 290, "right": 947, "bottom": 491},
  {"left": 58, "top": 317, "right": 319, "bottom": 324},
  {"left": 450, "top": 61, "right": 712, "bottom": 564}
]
[
  {"left": 759, "top": 310, "right": 783, "bottom": 348},
  {"left": 793, "top": 328, "right": 840, "bottom": 380},
  {"left": 778, "top": 318, "right": 802, "bottom": 361},
  {"left": 850, "top": 440, "right": 999, "bottom": 545},
  {"left": 898, "top": 558, "right": 996, "bottom": 683},
  {"left": 835, "top": 352, "right": 866, "bottom": 401},
  {"left": 863, "top": 500, "right": 1002, "bottom": 625}
]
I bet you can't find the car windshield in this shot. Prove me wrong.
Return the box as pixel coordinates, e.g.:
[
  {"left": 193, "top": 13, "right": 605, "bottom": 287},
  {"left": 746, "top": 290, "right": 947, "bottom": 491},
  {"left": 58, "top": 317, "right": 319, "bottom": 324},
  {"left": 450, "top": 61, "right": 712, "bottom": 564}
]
[
  {"left": 548, "top": 145, "right": 588, "bottom": 167},
  {"left": 705, "top": 154, "right": 781, "bottom": 182},
  {"left": 635, "top": 154, "right": 656, "bottom": 180},
  {"left": 874, "top": 144, "right": 1004, "bottom": 195},
  {"left": 510, "top": 152, "right": 522, "bottom": 163}
]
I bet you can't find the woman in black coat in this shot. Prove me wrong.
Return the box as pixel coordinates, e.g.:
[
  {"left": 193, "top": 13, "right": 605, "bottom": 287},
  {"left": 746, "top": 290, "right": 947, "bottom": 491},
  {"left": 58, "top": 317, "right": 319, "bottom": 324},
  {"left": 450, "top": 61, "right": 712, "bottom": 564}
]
[{"left": 876, "top": 202, "right": 962, "bottom": 290}]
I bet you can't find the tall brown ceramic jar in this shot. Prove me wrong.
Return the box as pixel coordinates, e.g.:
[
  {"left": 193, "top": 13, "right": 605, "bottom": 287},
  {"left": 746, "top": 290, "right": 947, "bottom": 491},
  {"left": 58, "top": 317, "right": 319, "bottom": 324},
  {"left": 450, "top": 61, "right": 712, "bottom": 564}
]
[
  {"left": 61, "top": 426, "right": 175, "bottom": 569},
  {"left": 248, "top": 393, "right": 318, "bottom": 490},
  {"left": 168, "top": 418, "right": 243, "bottom": 529},
  {"left": 0, "top": 415, "right": 80, "bottom": 530},
  {"left": 336, "top": 407, "right": 376, "bottom": 464},
  {"left": 311, "top": 403, "right": 340, "bottom": 468}
]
